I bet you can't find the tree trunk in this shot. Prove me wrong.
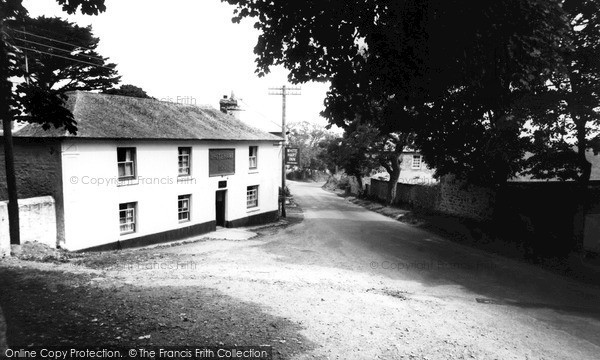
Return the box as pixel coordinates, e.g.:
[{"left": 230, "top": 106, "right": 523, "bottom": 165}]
[
  {"left": 574, "top": 119, "right": 591, "bottom": 254},
  {"left": 355, "top": 175, "right": 364, "bottom": 196},
  {"left": 386, "top": 156, "right": 402, "bottom": 205},
  {"left": 382, "top": 134, "right": 408, "bottom": 205},
  {"left": 0, "top": 20, "right": 21, "bottom": 247}
]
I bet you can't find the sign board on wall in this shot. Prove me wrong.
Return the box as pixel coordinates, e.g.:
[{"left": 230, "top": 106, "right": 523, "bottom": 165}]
[
  {"left": 285, "top": 147, "right": 299, "bottom": 165},
  {"left": 209, "top": 149, "right": 235, "bottom": 176}
]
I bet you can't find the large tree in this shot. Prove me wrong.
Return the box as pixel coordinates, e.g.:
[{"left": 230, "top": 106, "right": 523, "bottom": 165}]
[
  {"left": 512, "top": 0, "right": 600, "bottom": 252},
  {"left": 1, "top": 0, "right": 108, "bottom": 247},
  {"left": 286, "top": 121, "right": 335, "bottom": 171},
  {"left": 10, "top": 15, "right": 119, "bottom": 133},
  {"left": 224, "top": 0, "right": 568, "bottom": 186},
  {"left": 319, "top": 125, "right": 378, "bottom": 190}
]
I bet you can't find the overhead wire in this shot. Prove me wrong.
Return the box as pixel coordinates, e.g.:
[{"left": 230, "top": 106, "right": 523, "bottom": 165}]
[
  {"left": 9, "top": 27, "right": 99, "bottom": 53},
  {"left": 6, "top": 26, "right": 114, "bottom": 72},
  {"left": 13, "top": 37, "right": 105, "bottom": 61},
  {"left": 13, "top": 45, "right": 115, "bottom": 70},
  {"left": 238, "top": 98, "right": 283, "bottom": 129}
]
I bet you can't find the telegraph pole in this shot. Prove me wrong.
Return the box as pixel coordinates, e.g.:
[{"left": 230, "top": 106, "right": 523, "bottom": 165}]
[
  {"left": 269, "top": 85, "right": 301, "bottom": 218},
  {"left": 1, "top": 18, "right": 21, "bottom": 250}
]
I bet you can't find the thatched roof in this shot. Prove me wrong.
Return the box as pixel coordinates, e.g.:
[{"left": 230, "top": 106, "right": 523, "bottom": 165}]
[{"left": 16, "top": 91, "right": 282, "bottom": 141}]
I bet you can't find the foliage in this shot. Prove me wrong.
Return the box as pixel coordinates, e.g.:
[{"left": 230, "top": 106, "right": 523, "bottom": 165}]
[
  {"left": 514, "top": 0, "right": 600, "bottom": 183},
  {"left": 224, "top": 0, "right": 569, "bottom": 185},
  {"left": 1, "top": 0, "right": 108, "bottom": 245},
  {"left": 286, "top": 121, "right": 336, "bottom": 171},
  {"left": 9, "top": 15, "right": 119, "bottom": 133},
  {"left": 318, "top": 127, "right": 376, "bottom": 181},
  {"left": 2, "top": 1, "right": 111, "bottom": 134},
  {"left": 104, "top": 84, "right": 152, "bottom": 99}
]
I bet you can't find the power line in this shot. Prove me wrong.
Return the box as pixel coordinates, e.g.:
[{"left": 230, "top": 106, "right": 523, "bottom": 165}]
[
  {"left": 9, "top": 28, "right": 98, "bottom": 53},
  {"left": 13, "top": 45, "right": 115, "bottom": 70},
  {"left": 238, "top": 98, "right": 283, "bottom": 129},
  {"left": 13, "top": 37, "right": 105, "bottom": 61}
]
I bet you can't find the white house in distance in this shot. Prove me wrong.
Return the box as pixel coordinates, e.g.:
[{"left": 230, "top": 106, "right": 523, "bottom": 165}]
[{"left": 6, "top": 91, "right": 282, "bottom": 251}]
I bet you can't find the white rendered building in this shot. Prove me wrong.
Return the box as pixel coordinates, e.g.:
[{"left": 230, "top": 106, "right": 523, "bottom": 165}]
[{"left": 10, "top": 91, "right": 282, "bottom": 251}]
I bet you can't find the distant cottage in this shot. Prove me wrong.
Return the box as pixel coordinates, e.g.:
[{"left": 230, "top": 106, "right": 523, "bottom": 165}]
[{"left": 0, "top": 91, "right": 282, "bottom": 251}]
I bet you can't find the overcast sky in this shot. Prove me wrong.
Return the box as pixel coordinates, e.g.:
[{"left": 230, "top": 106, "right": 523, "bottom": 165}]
[{"left": 23, "top": 0, "right": 336, "bottom": 133}]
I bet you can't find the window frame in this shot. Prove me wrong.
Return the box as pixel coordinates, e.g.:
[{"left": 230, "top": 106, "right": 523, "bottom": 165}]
[
  {"left": 119, "top": 202, "right": 137, "bottom": 235},
  {"left": 117, "top": 147, "right": 137, "bottom": 180},
  {"left": 178, "top": 147, "right": 192, "bottom": 176},
  {"left": 411, "top": 155, "right": 422, "bottom": 169},
  {"left": 246, "top": 185, "right": 258, "bottom": 208},
  {"left": 249, "top": 146, "right": 258, "bottom": 170},
  {"left": 178, "top": 194, "right": 191, "bottom": 223}
]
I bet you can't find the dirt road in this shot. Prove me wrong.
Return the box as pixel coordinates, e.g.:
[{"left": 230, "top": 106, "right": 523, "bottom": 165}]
[{"left": 1, "top": 181, "right": 600, "bottom": 359}]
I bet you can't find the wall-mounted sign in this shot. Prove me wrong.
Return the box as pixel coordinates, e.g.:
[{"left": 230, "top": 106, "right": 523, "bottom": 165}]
[
  {"left": 285, "top": 147, "right": 299, "bottom": 165},
  {"left": 209, "top": 149, "right": 235, "bottom": 176}
]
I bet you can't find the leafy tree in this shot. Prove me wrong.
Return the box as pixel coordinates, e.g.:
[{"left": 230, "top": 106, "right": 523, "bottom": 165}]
[
  {"left": 319, "top": 125, "right": 377, "bottom": 194},
  {"left": 330, "top": 122, "right": 413, "bottom": 203},
  {"left": 104, "top": 84, "right": 152, "bottom": 98},
  {"left": 224, "top": 0, "right": 568, "bottom": 187},
  {"left": 518, "top": 0, "right": 600, "bottom": 183},
  {"left": 1, "top": 0, "right": 108, "bottom": 246},
  {"left": 512, "top": 0, "right": 600, "bottom": 252},
  {"left": 415, "top": 91, "right": 530, "bottom": 185},
  {"left": 9, "top": 15, "right": 119, "bottom": 132},
  {"left": 286, "top": 121, "right": 336, "bottom": 174}
]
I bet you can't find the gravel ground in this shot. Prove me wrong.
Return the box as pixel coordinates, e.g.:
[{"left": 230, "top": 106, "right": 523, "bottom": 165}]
[{"left": 1, "top": 188, "right": 600, "bottom": 359}]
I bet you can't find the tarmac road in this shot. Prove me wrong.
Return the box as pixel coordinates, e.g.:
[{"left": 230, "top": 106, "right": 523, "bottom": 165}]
[
  {"left": 271, "top": 181, "right": 600, "bottom": 358},
  {"left": 2, "top": 181, "right": 600, "bottom": 359}
]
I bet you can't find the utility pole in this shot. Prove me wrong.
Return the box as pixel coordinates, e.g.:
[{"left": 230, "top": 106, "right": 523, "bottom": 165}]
[
  {"left": 0, "top": 19, "right": 21, "bottom": 250},
  {"left": 269, "top": 85, "right": 301, "bottom": 218}
]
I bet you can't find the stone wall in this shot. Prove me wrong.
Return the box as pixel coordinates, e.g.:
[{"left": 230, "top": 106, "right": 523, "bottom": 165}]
[
  {"left": 369, "top": 175, "right": 600, "bottom": 253},
  {"left": 371, "top": 176, "right": 494, "bottom": 221},
  {"left": 0, "top": 137, "right": 64, "bottom": 243},
  {"left": 437, "top": 175, "right": 495, "bottom": 221},
  {"left": 0, "top": 196, "right": 57, "bottom": 256}
]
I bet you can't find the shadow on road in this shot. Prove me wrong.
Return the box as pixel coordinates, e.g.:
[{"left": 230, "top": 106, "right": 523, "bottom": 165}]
[
  {"left": 0, "top": 266, "right": 315, "bottom": 358},
  {"left": 265, "top": 190, "right": 600, "bottom": 333}
]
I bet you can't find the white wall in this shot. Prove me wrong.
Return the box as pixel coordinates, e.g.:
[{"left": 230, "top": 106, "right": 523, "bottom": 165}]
[
  {"left": 0, "top": 196, "right": 57, "bottom": 256},
  {"left": 60, "top": 139, "right": 281, "bottom": 251}
]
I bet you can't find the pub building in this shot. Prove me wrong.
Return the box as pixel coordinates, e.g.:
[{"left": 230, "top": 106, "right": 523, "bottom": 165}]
[{"left": 5, "top": 91, "right": 282, "bottom": 251}]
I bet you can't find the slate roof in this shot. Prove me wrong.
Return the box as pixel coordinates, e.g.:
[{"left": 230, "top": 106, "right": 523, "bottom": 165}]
[{"left": 16, "top": 91, "right": 282, "bottom": 141}]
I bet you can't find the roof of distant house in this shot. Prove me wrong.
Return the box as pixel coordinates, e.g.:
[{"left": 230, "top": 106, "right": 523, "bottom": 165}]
[{"left": 16, "top": 91, "right": 282, "bottom": 141}]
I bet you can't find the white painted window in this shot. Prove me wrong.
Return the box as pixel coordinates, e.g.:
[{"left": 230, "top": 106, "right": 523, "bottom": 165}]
[
  {"left": 119, "top": 202, "right": 137, "bottom": 234},
  {"left": 178, "top": 147, "right": 191, "bottom": 176},
  {"left": 249, "top": 146, "right": 258, "bottom": 169},
  {"left": 247, "top": 185, "right": 258, "bottom": 208},
  {"left": 178, "top": 194, "right": 191, "bottom": 222},
  {"left": 117, "top": 148, "right": 136, "bottom": 179},
  {"left": 411, "top": 155, "right": 422, "bottom": 169}
]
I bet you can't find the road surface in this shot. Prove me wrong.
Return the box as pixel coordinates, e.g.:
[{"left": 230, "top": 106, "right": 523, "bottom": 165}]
[
  {"left": 2, "top": 181, "right": 600, "bottom": 359},
  {"left": 265, "top": 181, "right": 600, "bottom": 359}
]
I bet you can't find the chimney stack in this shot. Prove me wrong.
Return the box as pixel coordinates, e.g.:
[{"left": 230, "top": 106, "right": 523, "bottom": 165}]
[{"left": 219, "top": 92, "right": 243, "bottom": 120}]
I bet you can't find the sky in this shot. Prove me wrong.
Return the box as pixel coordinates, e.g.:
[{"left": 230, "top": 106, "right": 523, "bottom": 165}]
[{"left": 23, "top": 0, "right": 337, "bottom": 133}]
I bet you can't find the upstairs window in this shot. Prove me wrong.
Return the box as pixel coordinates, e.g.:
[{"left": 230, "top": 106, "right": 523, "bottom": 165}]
[
  {"left": 249, "top": 146, "right": 258, "bottom": 169},
  {"left": 178, "top": 147, "right": 191, "bottom": 176},
  {"left": 411, "top": 155, "right": 422, "bottom": 169},
  {"left": 117, "top": 148, "right": 136, "bottom": 180},
  {"left": 119, "top": 202, "right": 137, "bottom": 235},
  {"left": 178, "top": 194, "right": 191, "bottom": 222},
  {"left": 247, "top": 185, "right": 258, "bottom": 208}
]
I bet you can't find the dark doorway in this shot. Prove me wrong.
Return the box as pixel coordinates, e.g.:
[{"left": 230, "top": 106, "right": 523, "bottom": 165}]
[{"left": 215, "top": 190, "right": 226, "bottom": 227}]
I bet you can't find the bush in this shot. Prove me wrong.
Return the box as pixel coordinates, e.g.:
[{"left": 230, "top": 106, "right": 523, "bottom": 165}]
[{"left": 279, "top": 185, "right": 291, "bottom": 197}]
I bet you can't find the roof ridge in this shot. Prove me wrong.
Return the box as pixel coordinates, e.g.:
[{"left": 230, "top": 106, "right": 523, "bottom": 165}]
[{"left": 14, "top": 91, "right": 283, "bottom": 141}]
